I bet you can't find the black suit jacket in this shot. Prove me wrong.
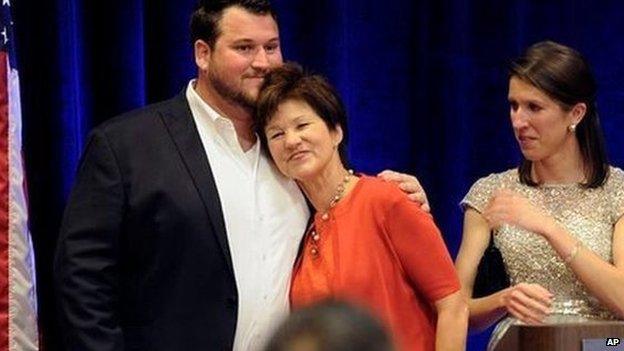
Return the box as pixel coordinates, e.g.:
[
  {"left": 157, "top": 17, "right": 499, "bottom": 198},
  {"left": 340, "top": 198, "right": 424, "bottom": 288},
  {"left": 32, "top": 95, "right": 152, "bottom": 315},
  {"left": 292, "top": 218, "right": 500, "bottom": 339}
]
[{"left": 54, "top": 92, "right": 238, "bottom": 350}]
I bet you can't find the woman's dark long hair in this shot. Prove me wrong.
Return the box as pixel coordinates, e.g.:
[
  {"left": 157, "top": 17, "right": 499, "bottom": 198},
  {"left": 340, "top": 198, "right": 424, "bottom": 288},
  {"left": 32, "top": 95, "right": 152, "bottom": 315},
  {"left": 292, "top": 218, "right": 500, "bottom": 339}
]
[{"left": 510, "top": 41, "right": 609, "bottom": 188}]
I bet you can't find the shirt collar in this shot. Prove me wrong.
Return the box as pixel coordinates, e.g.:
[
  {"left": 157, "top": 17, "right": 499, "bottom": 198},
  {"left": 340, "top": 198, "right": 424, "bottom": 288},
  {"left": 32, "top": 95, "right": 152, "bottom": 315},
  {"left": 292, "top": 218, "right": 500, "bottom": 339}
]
[
  {"left": 185, "top": 79, "right": 264, "bottom": 153},
  {"left": 185, "top": 79, "right": 231, "bottom": 126}
]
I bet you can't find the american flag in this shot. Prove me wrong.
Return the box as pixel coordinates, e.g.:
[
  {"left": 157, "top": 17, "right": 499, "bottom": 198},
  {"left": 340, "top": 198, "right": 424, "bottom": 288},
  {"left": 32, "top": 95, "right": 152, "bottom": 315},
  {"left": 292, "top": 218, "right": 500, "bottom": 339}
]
[{"left": 0, "top": 1, "right": 39, "bottom": 350}]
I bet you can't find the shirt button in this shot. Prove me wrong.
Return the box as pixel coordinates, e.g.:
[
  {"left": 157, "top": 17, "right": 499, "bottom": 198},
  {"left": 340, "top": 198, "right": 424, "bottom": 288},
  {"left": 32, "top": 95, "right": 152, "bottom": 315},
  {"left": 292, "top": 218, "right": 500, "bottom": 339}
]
[{"left": 321, "top": 213, "right": 329, "bottom": 221}]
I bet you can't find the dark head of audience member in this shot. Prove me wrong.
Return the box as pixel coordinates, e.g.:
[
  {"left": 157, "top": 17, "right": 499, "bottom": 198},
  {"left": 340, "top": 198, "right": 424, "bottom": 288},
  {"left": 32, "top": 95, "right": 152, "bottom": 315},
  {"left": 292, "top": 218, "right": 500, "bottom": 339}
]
[{"left": 264, "top": 300, "right": 394, "bottom": 351}]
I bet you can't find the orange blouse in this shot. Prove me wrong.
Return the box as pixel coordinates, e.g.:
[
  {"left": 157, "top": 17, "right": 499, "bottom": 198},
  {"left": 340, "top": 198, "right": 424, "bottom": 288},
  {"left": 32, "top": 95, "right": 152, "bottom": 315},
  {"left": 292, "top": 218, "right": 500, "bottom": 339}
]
[{"left": 290, "top": 176, "right": 460, "bottom": 351}]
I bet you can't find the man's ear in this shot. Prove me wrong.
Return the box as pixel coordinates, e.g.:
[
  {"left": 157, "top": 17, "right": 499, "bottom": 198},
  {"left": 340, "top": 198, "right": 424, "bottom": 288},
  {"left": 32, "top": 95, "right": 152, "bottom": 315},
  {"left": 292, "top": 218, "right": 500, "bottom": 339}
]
[{"left": 194, "top": 39, "right": 211, "bottom": 71}]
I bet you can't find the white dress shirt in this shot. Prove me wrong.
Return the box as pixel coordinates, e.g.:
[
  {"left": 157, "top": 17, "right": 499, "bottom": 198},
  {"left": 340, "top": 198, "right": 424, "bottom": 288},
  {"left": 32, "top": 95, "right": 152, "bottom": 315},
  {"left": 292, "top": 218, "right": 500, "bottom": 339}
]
[{"left": 186, "top": 81, "right": 309, "bottom": 351}]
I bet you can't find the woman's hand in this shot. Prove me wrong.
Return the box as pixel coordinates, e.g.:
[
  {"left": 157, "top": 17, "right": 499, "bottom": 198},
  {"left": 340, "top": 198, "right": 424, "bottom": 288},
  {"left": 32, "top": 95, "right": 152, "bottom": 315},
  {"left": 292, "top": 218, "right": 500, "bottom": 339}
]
[
  {"left": 500, "top": 283, "right": 553, "bottom": 324},
  {"left": 482, "top": 189, "right": 558, "bottom": 237}
]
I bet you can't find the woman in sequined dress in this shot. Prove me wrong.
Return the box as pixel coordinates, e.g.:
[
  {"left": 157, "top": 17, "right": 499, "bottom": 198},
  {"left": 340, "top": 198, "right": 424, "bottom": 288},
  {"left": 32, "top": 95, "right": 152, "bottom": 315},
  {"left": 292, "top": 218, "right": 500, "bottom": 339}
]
[
  {"left": 454, "top": 41, "right": 624, "bottom": 349},
  {"left": 255, "top": 63, "right": 468, "bottom": 351}
]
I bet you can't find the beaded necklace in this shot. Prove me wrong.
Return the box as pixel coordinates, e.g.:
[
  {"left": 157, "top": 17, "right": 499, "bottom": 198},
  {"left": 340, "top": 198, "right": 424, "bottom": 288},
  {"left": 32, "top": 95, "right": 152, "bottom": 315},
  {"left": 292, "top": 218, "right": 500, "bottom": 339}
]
[{"left": 308, "top": 169, "right": 354, "bottom": 257}]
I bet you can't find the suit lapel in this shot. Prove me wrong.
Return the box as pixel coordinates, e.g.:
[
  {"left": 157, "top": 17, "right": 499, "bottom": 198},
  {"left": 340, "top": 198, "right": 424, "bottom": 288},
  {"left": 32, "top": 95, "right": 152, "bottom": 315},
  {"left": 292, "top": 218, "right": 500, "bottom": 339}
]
[{"left": 159, "top": 92, "right": 235, "bottom": 277}]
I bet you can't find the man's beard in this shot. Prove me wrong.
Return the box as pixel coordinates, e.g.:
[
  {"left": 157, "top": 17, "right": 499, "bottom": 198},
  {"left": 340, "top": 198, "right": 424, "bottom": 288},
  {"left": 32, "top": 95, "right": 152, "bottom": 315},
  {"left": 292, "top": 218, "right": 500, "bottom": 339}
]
[{"left": 209, "top": 69, "right": 257, "bottom": 110}]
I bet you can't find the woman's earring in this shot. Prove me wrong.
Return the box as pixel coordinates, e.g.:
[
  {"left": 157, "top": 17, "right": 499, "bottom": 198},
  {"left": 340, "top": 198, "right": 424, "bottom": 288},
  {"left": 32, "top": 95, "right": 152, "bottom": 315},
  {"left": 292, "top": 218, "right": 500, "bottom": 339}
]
[{"left": 568, "top": 124, "right": 577, "bottom": 133}]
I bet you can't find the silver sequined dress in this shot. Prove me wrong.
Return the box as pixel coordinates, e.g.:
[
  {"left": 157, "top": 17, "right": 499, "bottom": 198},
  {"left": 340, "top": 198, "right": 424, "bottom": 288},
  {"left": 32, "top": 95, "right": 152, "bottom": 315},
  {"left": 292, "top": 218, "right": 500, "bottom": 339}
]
[{"left": 461, "top": 166, "right": 624, "bottom": 349}]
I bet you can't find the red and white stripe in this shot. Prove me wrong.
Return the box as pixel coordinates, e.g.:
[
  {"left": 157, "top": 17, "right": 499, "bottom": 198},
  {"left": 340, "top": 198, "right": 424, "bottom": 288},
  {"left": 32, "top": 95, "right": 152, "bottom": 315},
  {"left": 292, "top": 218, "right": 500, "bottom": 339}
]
[{"left": 0, "top": 50, "right": 39, "bottom": 351}]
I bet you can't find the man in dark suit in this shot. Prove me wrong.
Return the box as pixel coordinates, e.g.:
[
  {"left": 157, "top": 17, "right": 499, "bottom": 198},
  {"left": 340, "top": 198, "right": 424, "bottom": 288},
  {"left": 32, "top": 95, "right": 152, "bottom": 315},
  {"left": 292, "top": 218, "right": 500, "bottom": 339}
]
[{"left": 54, "top": 1, "right": 428, "bottom": 350}]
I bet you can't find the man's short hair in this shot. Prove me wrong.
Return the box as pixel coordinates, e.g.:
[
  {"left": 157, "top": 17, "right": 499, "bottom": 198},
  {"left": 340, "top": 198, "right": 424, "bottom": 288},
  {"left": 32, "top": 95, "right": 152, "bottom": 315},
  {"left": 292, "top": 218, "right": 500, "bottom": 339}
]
[{"left": 190, "top": 0, "right": 277, "bottom": 48}]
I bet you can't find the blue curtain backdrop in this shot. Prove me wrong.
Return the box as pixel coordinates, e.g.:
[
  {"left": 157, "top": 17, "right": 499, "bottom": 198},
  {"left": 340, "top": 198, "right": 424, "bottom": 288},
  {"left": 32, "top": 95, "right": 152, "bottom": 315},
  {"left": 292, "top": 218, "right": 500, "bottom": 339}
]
[{"left": 13, "top": 1, "right": 624, "bottom": 350}]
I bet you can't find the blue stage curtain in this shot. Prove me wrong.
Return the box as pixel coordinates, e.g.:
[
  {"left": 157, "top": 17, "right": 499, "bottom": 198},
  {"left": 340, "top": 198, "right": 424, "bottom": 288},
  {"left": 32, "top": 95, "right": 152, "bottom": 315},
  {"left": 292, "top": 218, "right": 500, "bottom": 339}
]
[{"left": 13, "top": 0, "right": 624, "bottom": 349}]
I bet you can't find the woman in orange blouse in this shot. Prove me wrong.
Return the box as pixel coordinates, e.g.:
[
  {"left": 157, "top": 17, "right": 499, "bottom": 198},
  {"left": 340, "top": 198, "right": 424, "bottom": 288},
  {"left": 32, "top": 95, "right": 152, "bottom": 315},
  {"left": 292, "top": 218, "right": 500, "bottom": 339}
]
[{"left": 255, "top": 63, "right": 468, "bottom": 351}]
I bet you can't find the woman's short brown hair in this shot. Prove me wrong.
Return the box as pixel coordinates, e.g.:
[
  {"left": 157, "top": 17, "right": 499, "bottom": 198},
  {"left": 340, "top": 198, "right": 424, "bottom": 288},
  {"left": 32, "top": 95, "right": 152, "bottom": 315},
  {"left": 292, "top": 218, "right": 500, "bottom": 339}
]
[{"left": 255, "top": 63, "right": 349, "bottom": 163}]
